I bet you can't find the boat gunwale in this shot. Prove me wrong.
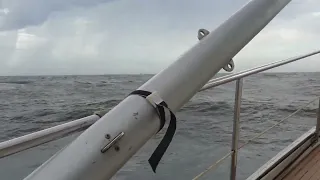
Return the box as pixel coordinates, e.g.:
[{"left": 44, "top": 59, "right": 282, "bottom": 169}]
[{"left": 246, "top": 127, "right": 318, "bottom": 180}]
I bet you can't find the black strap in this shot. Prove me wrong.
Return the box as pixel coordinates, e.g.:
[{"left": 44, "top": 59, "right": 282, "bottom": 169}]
[{"left": 129, "top": 90, "right": 177, "bottom": 172}]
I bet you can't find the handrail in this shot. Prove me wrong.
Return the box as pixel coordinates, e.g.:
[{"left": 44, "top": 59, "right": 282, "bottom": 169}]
[
  {"left": 194, "top": 49, "right": 320, "bottom": 179},
  {"left": 192, "top": 96, "right": 320, "bottom": 179},
  {"left": 200, "top": 50, "right": 320, "bottom": 91},
  {"left": 0, "top": 114, "right": 102, "bottom": 158}
]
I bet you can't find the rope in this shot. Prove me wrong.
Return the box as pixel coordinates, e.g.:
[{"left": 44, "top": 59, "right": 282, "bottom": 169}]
[
  {"left": 192, "top": 97, "right": 318, "bottom": 180},
  {"left": 192, "top": 151, "right": 232, "bottom": 180},
  {"left": 238, "top": 98, "right": 317, "bottom": 149}
]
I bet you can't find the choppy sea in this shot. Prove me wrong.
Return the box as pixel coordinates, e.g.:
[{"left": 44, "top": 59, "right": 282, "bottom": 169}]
[{"left": 0, "top": 73, "right": 319, "bottom": 180}]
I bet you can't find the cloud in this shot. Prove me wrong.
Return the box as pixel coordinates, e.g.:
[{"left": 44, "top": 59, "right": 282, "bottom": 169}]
[
  {"left": 236, "top": 8, "right": 320, "bottom": 59},
  {"left": 0, "top": 0, "right": 114, "bottom": 30},
  {"left": 0, "top": 0, "right": 319, "bottom": 75}
]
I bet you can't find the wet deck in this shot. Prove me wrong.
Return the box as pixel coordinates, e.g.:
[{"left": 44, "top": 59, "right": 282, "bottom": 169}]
[{"left": 280, "top": 145, "right": 320, "bottom": 180}]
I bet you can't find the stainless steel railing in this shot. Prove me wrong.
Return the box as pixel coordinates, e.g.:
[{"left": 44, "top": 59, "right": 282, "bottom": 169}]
[
  {"left": 200, "top": 49, "right": 320, "bottom": 91},
  {"left": 0, "top": 113, "right": 106, "bottom": 158},
  {"left": 192, "top": 50, "right": 320, "bottom": 179},
  {"left": 0, "top": 50, "right": 319, "bottom": 179},
  {"left": 192, "top": 96, "right": 320, "bottom": 180},
  {"left": 316, "top": 98, "right": 320, "bottom": 139},
  {"left": 230, "top": 79, "right": 242, "bottom": 180}
]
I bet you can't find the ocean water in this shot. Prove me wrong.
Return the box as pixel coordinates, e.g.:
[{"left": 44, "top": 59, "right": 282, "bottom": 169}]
[{"left": 0, "top": 73, "right": 319, "bottom": 180}]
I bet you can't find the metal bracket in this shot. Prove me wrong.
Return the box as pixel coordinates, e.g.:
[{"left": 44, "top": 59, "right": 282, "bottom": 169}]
[
  {"left": 197, "top": 29, "right": 210, "bottom": 40},
  {"left": 101, "top": 132, "right": 125, "bottom": 153},
  {"left": 197, "top": 28, "right": 235, "bottom": 72}
]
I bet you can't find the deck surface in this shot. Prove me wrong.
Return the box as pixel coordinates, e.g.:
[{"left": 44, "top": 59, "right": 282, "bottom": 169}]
[{"left": 280, "top": 145, "right": 320, "bottom": 180}]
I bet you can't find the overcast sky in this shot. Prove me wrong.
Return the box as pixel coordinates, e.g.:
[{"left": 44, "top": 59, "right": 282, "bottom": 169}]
[{"left": 0, "top": 0, "right": 319, "bottom": 75}]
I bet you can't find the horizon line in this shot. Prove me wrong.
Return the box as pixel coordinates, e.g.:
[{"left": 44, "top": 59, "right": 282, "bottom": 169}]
[{"left": 1, "top": 71, "right": 320, "bottom": 77}]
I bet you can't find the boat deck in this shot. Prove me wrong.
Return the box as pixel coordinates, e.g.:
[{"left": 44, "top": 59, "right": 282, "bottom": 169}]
[{"left": 279, "top": 145, "right": 320, "bottom": 180}]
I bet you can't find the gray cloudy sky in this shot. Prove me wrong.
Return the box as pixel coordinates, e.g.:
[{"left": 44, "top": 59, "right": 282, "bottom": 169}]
[{"left": 0, "top": 0, "right": 319, "bottom": 75}]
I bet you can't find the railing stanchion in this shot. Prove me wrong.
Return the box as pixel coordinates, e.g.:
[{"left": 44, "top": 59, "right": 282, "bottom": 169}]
[
  {"left": 230, "top": 78, "right": 243, "bottom": 180},
  {"left": 316, "top": 98, "right": 320, "bottom": 139}
]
